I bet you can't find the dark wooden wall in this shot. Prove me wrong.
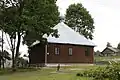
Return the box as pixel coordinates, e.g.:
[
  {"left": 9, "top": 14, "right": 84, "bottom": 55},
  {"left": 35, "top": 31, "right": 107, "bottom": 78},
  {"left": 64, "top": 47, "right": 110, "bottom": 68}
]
[
  {"left": 29, "top": 43, "right": 94, "bottom": 64},
  {"left": 47, "top": 43, "right": 94, "bottom": 63},
  {"left": 29, "top": 43, "right": 45, "bottom": 64}
]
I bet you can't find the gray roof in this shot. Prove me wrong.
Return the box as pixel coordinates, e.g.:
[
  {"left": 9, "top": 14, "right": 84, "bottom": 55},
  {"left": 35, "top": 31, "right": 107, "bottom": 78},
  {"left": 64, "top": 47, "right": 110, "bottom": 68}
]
[
  {"left": 107, "top": 47, "right": 120, "bottom": 52},
  {"left": 31, "top": 22, "right": 95, "bottom": 47},
  {"left": 45, "top": 22, "right": 95, "bottom": 46}
]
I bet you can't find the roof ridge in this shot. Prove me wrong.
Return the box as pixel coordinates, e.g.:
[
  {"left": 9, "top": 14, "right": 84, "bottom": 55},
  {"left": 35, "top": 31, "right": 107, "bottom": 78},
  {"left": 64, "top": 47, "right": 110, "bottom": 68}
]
[
  {"left": 30, "top": 22, "right": 95, "bottom": 47},
  {"left": 47, "top": 22, "right": 95, "bottom": 46}
]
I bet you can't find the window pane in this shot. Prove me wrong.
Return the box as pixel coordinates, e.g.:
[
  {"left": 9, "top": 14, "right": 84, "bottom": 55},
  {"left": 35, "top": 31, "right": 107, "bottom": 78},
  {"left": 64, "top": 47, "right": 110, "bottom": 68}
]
[
  {"left": 85, "top": 48, "right": 90, "bottom": 56},
  {"left": 69, "top": 48, "right": 72, "bottom": 55},
  {"left": 55, "top": 47, "right": 59, "bottom": 54}
]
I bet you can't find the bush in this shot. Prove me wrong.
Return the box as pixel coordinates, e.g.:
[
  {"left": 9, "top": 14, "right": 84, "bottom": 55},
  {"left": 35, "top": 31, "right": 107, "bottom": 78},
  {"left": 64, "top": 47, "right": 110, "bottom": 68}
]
[{"left": 77, "top": 61, "right": 120, "bottom": 80}]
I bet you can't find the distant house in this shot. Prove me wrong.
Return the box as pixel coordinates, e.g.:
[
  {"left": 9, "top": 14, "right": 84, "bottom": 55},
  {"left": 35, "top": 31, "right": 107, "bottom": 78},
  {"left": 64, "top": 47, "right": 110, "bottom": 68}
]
[
  {"left": 101, "top": 47, "right": 120, "bottom": 56},
  {"left": 29, "top": 22, "right": 95, "bottom": 66}
]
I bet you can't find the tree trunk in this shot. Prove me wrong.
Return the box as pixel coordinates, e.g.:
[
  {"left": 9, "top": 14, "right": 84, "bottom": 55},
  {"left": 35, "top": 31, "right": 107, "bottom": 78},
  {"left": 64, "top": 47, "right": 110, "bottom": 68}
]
[
  {"left": 0, "top": 52, "right": 1, "bottom": 69},
  {"left": 13, "top": 32, "right": 21, "bottom": 71},
  {"left": 10, "top": 38, "right": 15, "bottom": 71},
  {"left": 12, "top": 39, "right": 15, "bottom": 71},
  {"left": 5, "top": 33, "right": 15, "bottom": 70},
  {"left": 12, "top": 49, "right": 15, "bottom": 71},
  {"left": 2, "top": 30, "right": 4, "bottom": 69}
]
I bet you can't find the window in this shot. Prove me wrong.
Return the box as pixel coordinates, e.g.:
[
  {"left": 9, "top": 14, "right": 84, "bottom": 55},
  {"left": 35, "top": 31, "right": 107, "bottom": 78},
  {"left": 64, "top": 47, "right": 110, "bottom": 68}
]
[
  {"left": 55, "top": 47, "right": 60, "bottom": 55},
  {"left": 68, "top": 48, "right": 72, "bottom": 55},
  {"left": 85, "top": 48, "right": 90, "bottom": 56}
]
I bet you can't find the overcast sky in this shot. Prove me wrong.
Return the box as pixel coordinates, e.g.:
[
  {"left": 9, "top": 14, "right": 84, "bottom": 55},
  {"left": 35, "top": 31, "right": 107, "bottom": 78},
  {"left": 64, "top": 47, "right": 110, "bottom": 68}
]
[
  {"left": 56, "top": 0, "right": 120, "bottom": 51},
  {"left": 2, "top": 0, "right": 120, "bottom": 56}
]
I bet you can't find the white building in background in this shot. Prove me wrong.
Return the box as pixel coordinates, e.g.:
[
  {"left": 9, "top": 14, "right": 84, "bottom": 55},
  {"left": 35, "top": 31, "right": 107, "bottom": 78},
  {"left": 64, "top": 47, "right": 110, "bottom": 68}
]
[{"left": 0, "top": 30, "right": 29, "bottom": 68}]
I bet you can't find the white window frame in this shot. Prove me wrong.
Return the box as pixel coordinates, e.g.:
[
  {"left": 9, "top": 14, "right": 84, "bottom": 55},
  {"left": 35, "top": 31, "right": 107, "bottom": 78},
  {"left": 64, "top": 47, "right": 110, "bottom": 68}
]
[
  {"left": 68, "top": 48, "right": 72, "bottom": 55},
  {"left": 55, "top": 47, "right": 60, "bottom": 55}
]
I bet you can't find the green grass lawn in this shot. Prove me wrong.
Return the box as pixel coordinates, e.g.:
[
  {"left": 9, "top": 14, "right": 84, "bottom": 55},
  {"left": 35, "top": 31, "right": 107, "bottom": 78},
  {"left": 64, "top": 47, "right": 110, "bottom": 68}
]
[
  {"left": 0, "top": 56, "right": 118, "bottom": 80},
  {"left": 94, "top": 56, "right": 120, "bottom": 61},
  {"left": 94, "top": 56, "right": 120, "bottom": 65},
  {"left": 0, "top": 56, "right": 111, "bottom": 80},
  {"left": 0, "top": 65, "right": 96, "bottom": 80}
]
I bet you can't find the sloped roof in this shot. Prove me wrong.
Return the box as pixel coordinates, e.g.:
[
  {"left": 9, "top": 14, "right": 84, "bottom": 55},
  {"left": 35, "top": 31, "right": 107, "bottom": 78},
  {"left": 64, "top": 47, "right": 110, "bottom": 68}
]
[
  {"left": 101, "top": 47, "right": 120, "bottom": 53},
  {"left": 46, "top": 22, "right": 95, "bottom": 46},
  {"left": 31, "top": 22, "right": 95, "bottom": 47},
  {"left": 107, "top": 47, "right": 119, "bottom": 52}
]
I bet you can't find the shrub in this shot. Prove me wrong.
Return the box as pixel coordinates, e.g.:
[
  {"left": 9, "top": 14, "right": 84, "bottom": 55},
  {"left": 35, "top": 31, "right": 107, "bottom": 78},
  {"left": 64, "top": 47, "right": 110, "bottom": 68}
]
[{"left": 77, "top": 61, "right": 120, "bottom": 80}]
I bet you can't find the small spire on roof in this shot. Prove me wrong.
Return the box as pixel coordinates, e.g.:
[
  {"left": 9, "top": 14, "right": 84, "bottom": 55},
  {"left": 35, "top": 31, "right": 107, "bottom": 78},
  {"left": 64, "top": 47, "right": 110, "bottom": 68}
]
[{"left": 59, "top": 15, "right": 65, "bottom": 22}]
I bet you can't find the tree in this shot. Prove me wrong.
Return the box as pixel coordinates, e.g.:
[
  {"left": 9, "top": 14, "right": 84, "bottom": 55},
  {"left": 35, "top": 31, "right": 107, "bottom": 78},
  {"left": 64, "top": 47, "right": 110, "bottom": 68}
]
[
  {"left": 23, "top": 0, "right": 59, "bottom": 46},
  {"left": 117, "top": 43, "right": 120, "bottom": 50},
  {"left": 0, "top": 36, "right": 11, "bottom": 68},
  {"left": 65, "top": 3, "right": 95, "bottom": 40},
  {"left": 0, "top": 0, "right": 59, "bottom": 71},
  {"left": 0, "top": 50, "right": 11, "bottom": 68},
  {"left": 106, "top": 42, "right": 112, "bottom": 47},
  {"left": 0, "top": 50, "right": 11, "bottom": 61}
]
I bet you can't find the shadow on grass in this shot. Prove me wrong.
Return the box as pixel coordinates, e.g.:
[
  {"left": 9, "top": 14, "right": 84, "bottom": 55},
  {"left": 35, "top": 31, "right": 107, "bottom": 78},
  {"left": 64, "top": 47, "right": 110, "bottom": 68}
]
[{"left": 0, "top": 67, "right": 39, "bottom": 75}]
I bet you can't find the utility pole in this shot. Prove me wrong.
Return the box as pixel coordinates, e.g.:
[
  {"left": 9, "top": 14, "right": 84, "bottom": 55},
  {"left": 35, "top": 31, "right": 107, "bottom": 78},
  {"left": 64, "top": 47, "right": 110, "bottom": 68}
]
[{"left": 45, "top": 45, "right": 47, "bottom": 66}]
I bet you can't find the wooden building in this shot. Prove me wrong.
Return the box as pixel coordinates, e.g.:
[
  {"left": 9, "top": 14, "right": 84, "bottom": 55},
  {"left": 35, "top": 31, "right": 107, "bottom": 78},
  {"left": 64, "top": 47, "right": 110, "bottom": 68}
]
[
  {"left": 101, "top": 47, "right": 120, "bottom": 56},
  {"left": 29, "top": 22, "right": 95, "bottom": 66}
]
